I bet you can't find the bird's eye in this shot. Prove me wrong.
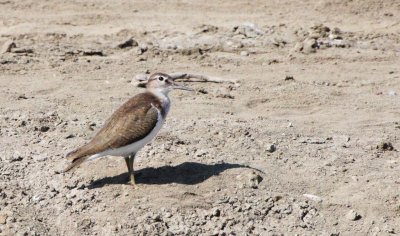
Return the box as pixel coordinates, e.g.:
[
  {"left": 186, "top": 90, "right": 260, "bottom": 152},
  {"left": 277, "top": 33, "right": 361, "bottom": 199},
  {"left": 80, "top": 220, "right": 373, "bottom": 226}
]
[{"left": 158, "top": 76, "right": 164, "bottom": 81}]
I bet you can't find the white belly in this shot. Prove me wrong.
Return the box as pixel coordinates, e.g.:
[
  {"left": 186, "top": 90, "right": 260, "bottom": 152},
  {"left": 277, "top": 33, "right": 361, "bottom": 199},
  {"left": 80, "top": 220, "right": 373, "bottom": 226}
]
[{"left": 88, "top": 110, "right": 164, "bottom": 160}]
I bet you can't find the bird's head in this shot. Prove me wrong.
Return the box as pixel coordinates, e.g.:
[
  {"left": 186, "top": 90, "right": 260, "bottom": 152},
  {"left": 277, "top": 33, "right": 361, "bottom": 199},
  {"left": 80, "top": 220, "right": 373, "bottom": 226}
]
[{"left": 146, "top": 73, "right": 193, "bottom": 94}]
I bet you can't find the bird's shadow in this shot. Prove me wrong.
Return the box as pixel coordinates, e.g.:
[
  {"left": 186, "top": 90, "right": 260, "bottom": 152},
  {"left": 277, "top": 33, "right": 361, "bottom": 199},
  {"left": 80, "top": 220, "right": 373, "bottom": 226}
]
[{"left": 88, "top": 162, "right": 251, "bottom": 189}]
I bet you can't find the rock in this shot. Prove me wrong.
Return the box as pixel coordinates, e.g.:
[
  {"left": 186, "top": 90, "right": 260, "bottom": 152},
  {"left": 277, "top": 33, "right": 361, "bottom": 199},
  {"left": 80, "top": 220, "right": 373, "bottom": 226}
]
[
  {"left": 309, "top": 24, "right": 330, "bottom": 38},
  {"left": 303, "top": 194, "right": 323, "bottom": 203},
  {"left": 32, "top": 195, "right": 44, "bottom": 203},
  {"left": 17, "top": 95, "right": 28, "bottom": 100},
  {"left": 0, "top": 214, "right": 7, "bottom": 224},
  {"left": 266, "top": 144, "right": 276, "bottom": 153},
  {"left": 1, "top": 40, "right": 16, "bottom": 53},
  {"left": 346, "top": 210, "right": 361, "bottom": 221},
  {"left": 300, "top": 137, "right": 325, "bottom": 144},
  {"left": 196, "top": 24, "right": 219, "bottom": 34},
  {"left": 234, "top": 23, "right": 264, "bottom": 38},
  {"left": 240, "top": 51, "right": 249, "bottom": 56},
  {"left": 217, "top": 94, "right": 235, "bottom": 99},
  {"left": 292, "top": 42, "right": 304, "bottom": 53},
  {"left": 116, "top": 37, "right": 138, "bottom": 49},
  {"left": 11, "top": 47, "right": 34, "bottom": 54},
  {"left": 4, "top": 152, "right": 23, "bottom": 162},
  {"left": 33, "top": 155, "right": 48, "bottom": 162},
  {"left": 40, "top": 126, "right": 50, "bottom": 132},
  {"left": 248, "top": 171, "right": 263, "bottom": 189},
  {"left": 137, "top": 44, "right": 148, "bottom": 55},
  {"left": 82, "top": 48, "right": 103, "bottom": 56},
  {"left": 211, "top": 208, "right": 220, "bottom": 217},
  {"left": 285, "top": 75, "right": 294, "bottom": 81},
  {"left": 303, "top": 38, "right": 318, "bottom": 54},
  {"left": 377, "top": 142, "right": 394, "bottom": 151},
  {"left": 65, "top": 134, "right": 75, "bottom": 139},
  {"left": 197, "top": 88, "right": 208, "bottom": 94},
  {"left": 164, "top": 212, "right": 172, "bottom": 218},
  {"left": 195, "top": 149, "right": 208, "bottom": 157}
]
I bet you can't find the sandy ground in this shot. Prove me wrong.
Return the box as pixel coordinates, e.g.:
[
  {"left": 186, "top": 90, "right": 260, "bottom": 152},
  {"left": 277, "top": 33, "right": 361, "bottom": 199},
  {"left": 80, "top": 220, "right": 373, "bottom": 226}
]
[{"left": 1, "top": 0, "right": 400, "bottom": 235}]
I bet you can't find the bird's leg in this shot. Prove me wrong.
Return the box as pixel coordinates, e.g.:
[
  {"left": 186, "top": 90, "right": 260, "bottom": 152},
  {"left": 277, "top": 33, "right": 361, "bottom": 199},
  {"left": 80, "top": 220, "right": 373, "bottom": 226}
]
[
  {"left": 126, "top": 154, "right": 136, "bottom": 186},
  {"left": 124, "top": 156, "right": 131, "bottom": 172}
]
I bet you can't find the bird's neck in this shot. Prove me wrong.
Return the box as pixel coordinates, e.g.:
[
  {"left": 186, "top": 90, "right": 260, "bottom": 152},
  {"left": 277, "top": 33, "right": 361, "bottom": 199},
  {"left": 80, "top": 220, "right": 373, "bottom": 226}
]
[{"left": 148, "top": 88, "right": 171, "bottom": 116}]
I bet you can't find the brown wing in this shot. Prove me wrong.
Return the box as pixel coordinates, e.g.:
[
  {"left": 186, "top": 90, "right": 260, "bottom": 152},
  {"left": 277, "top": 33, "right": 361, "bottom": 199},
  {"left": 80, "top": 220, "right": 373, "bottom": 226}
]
[{"left": 66, "top": 92, "right": 162, "bottom": 162}]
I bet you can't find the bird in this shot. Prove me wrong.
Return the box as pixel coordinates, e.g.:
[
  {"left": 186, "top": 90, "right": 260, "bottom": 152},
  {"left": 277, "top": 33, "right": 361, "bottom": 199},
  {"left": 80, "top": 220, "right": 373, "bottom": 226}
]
[{"left": 63, "top": 72, "right": 193, "bottom": 186}]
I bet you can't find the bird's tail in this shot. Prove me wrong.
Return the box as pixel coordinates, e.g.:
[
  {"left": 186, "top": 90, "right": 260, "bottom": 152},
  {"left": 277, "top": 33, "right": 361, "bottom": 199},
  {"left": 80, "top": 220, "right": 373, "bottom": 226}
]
[{"left": 63, "top": 156, "right": 89, "bottom": 172}]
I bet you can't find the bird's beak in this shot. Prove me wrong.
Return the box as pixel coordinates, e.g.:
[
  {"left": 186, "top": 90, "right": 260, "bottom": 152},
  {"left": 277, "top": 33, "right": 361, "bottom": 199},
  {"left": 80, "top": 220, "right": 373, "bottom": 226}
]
[{"left": 172, "top": 81, "right": 194, "bottom": 92}]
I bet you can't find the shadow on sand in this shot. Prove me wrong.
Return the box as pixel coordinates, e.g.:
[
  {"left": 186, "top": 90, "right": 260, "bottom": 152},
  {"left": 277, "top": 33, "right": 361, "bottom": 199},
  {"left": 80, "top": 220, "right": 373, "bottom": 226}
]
[{"left": 88, "top": 162, "right": 251, "bottom": 189}]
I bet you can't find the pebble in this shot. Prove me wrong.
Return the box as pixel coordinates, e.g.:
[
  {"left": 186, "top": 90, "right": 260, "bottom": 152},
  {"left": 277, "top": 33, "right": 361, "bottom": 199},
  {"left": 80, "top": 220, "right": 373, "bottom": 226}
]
[
  {"left": 82, "top": 48, "right": 103, "bottom": 56},
  {"left": 195, "top": 149, "right": 208, "bottom": 157},
  {"left": 116, "top": 37, "right": 138, "bottom": 49},
  {"left": 346, "top": 210, "right": 361, "bottom": 221},
  {"left": 266, "top": 144, "right": 276, "bottom": 153},
  {"left": 211, "top": 208, "right": 221, "bottom": 217},
  {"left": 11, "top": 47, "right": 34, "bottom": 54},
  {"left": 284, "top": 76, "right": 295, "bottom": 81},
  {"left": 234, "top": 23, "right": 264, "bottom": 38},
  {"left": 303, "top": 194, "right": 323, "bottom": 203},
  {"left": 40, "top": 126, "right": 50, "bottom": 132},
  {"left": 33, "top": 155, "right": 48, "bottom": 162},
  {"left": 1, "top": 40, "right": 16, "bottom": 53},
  {"left": 302, "top": 38, "right": 318, "bottom": 54},
  {"left": 248, "top": 172, "right": 263, "bottom": 189},
  {"left": 377, "top": 142, "right": 394, "bottom": 151},
  {"left": 0, "top": 214, "right": 7, "bottom": 224},
  {"left": 240, "top": 51, "right": 249, "bottom": 56}
]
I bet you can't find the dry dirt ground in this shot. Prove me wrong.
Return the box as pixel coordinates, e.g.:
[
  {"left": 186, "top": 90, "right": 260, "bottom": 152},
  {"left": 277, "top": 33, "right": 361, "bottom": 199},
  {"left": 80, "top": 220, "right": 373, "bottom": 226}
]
[{"left": 1, "top": 0, "right": 400, "bottom": 235}]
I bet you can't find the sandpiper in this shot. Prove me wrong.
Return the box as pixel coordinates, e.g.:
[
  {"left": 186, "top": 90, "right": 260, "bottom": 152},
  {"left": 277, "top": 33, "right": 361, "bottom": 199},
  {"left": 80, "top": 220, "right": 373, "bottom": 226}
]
[{"left": 64, "top": 72, "right": 193, "bottom": 186}]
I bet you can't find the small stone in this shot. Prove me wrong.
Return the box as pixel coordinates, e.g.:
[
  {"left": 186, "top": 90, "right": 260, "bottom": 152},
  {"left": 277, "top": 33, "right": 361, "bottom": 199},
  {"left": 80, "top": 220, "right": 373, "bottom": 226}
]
[
  {"left": 303, "top": 194, "right": 323, "bottom": 203},
  {"left": 82, "top": 48, "right": 103, "bottom": 56},
  {"left": 292, "top": 42, "right": 304, "bottom": 53},
  {"left": 152, "top": 214, "right": 162, "bottom": 221},
  {"left": 65, "top": 134, "right": 75, "bottom": 139},
  {"left": 33, "top": 155, "right": 48, "bottom": 162},
  {"left": 234, "top": 23, "right": 264, "bottom": 38},
  {"left": 285, "top": 75, "right": 295, "bottom": 81},
  {"left": 134, "top": 74, "right": 148, "bottom": 82},
  {"left": 240, "top": 51, "right": 249, "bottom": 56},
  {"left": 248, "top": 172, "right": 263, "bottom": 188},
  {"left": 303, "top": 38, "right": 318, "bottom": 54},
  {"left": 195, "top": 149, "right": 208, "bottom": 157},
  {"left": 116, "top": 37, "right": 138, "bottom": 49},
  {"left": 266, "top": 144, "right": 276, "bottom": 153},
  {"left": 0, "top": 214, "right": 7, "bottom": 224},
  {"left": 197, "top": 88, "right": 208, "bottom": 94},
  {"left": 346, "top": 210, "right": 361, "bottom": 221},
  {"left": 1, "top": 40, "right": 16, "bottom": 53},
  {"left": 388, "top": 91, "right": 397, "bottom": 96},
  {"left": 32, "top": 195, "right": 44, "bottom": 203},
  {"left": 17, "top": 95, "right": 28, "bottom": 100},
  {"left": 377, "top": 142, "right": 394, "bottom": 151},
  {"left": 137, "top": 44, "right": 148, "bottom": 55},
  {"left": 40, "top": 126, "right": 50, "bottom": 132},
  {"left": 11, "top": 47, "right": 34, "bottom": 54},
  {"left": 212, "top": 208, "right": 221, "bottom": 217},
  {"left": 5, "top": 152, "right": 23, "bottom": 162}
]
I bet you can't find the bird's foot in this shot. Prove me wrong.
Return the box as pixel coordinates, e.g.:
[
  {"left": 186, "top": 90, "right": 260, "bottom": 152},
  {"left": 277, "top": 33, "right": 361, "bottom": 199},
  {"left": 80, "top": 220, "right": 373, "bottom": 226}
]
[{"left": 127, "top": 174, "right": 139, "bottom": 188}]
